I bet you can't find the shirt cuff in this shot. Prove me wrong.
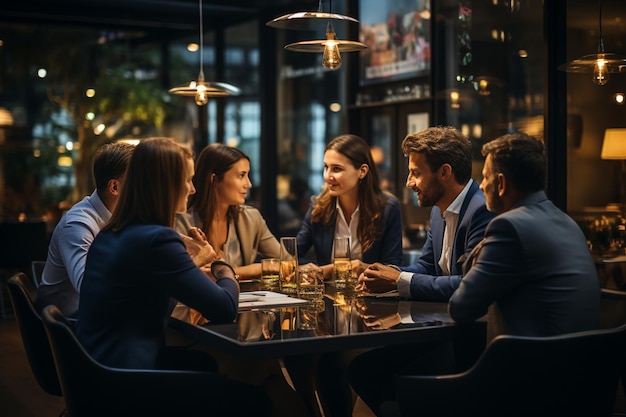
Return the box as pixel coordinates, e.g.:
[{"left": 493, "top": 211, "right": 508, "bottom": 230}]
[
  {"left": 397, "top": 272, "right": 412, "bottom": 298},
  {"left": 398, "top": 301, "right": 414, "bottom": 324}
]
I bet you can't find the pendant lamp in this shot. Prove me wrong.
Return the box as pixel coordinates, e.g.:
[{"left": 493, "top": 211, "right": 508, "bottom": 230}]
[
  {"left": 557, "top": 0, "right": 626, "bottom": 86},
  {"left": 266, "top": 0, "right": 366, "bottom": 70},
  {"left": 168, "top": 0, "right": 239, "bottom": 105}
]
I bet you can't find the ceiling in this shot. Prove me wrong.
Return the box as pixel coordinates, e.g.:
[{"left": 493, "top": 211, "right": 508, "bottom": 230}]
[
  {"left": 1, "top": 1, "right": 624, "bottom": 34},
  {"left": 0, "top": 1, "right": 624, "bottom": 52},
  {"left": 0, "top": 0, "right": 316, "bottom": 32}
]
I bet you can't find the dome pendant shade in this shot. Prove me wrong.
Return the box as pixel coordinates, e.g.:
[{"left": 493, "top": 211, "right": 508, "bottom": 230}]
[
  {"left": 284, "top": 38, "right": 367, "bottom": 53},
  {"left": 284, "top": 21, "right": 366, "bottom": 71},
  {"left": 168, "top": 76, "right": 241, "bottom": 102},
  {"left": 557, "top": 0, "right": 626, "bottom": 85},
  {"left": 557, "top": 53, "right": 626, "bottom": 73},
  {"left": 168, "top": 0, "right": 239, "bottom": 105},
  {"left": 266, "top": 11, "right": 359, "bottom": 31}
]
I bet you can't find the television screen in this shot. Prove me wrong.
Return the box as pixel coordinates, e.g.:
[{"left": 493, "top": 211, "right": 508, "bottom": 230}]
[{"left": 359, "top": 0, "right": 431, "bottom": 85}]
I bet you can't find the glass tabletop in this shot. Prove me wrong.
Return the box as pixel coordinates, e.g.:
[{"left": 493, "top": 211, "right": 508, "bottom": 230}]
[{"left": 170, "top": 282, "right": 465, "bottom": 358}]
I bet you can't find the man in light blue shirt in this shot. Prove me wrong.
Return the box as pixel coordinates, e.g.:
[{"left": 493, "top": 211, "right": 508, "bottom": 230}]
[{"left": 35, "top": 142, "right": 134, "bottom": 317}]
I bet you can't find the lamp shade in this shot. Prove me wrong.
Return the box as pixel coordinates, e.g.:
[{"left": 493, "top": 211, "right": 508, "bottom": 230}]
[
  {"left": 266, "top": 11, "right": 359, "bottom": 30},
  {"left": 601, "top": 128, "right": 626, "bottom": 159}
]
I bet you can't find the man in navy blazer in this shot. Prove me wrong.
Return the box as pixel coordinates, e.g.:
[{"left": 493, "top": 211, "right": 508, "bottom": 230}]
[
  {"left": 360, "top": 126, "right": 494, "bottom": 301},
  {"left": 450, "top": 132, "right": 600, "bottom": 339}
]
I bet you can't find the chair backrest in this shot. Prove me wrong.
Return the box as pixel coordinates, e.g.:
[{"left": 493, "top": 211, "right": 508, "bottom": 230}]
[
  {"left": 40, "top": 305, "right": 229, "bottom": 417},
  {"left": 6, "top": 273, "right": 62, "bottom": 397},
  {"left": 30, "top": 260, "right": 46, "bottom": 289},
  {"left": 600, "top": 287, "right": 626, "bottom": 401},
  {"left": 0, "top": 221, "right": 48, "bottom": 270},
  {"left": 601, "top": 288, "right": 626, "bottom": 329},
  {"left": 396, "top": 325, "right": 626, "bottom": 417}
]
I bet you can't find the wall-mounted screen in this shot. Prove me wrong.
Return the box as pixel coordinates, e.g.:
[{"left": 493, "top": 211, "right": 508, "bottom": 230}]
[{"left": 359, "top": 0, "right": 431, "bottom": 86}]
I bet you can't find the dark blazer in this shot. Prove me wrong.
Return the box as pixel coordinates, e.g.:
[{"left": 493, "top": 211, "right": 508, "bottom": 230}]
[
  {"left": 77, "top": 222, "right": 239, "bottom": 369},
  {"left": 449, "top": 191, "right": 601, "bottom": 338},
  {"left": 401, "top": 180, "right": 495, "bottom": 301},
  {"left": 296, "top": 194, "right": 403, "bottom": 266}
]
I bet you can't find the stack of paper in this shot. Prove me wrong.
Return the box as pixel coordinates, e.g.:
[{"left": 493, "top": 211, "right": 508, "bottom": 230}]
[{"left": 238, "top": 291, "right": 310, "bottom": 310}]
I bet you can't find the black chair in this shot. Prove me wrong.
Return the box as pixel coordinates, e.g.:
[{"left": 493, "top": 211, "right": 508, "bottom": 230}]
[
  {"left": 6, "top": 273, "right": 65, "bottom": 415},
  {"left": 31, "top": 260, "right": 46, "bottom": 289},
  {"left": 391, "top": 325, "right": 626, "bottom": 417},
  {"left": 40, "top": 305, "right": 268, "bottom": 417},
  {"left": 0, "top": 220, "right": 48, "bottom": 318},
  {"left": 601, "top": 288, "right": 626, "bottom": 329},
  {"left": 601, "top": 287, "right": 626, "bottom": 405}
]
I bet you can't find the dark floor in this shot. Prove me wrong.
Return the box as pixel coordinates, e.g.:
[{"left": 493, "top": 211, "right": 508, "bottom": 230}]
[
  {"left": 1, "top": 311, "right": 626, "bottom": 417},
  {"left": 0, "top": 318, "right": 65, "bottom": 417}
]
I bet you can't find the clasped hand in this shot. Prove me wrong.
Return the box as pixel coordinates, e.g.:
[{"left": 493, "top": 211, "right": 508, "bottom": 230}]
[
  {"left": 356, "top": 298, "right": 401, "bottom": 330},
  {"left": 180, "top": 227, "right": 219, "bottom": 270},
  {"left": 358, "top": 262, "right": 400, "bottom": 293}
]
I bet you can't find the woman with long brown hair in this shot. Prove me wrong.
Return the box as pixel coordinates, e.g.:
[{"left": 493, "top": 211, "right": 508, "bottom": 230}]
[
  {"left": 77, "top": 137, "right": 271, "bottom": 416},
  {"left": 177, "top": 143, "right": 280, "bottom": 280},
  {"left": 296, "top": 134, "right": 403, "bottom": 279}
]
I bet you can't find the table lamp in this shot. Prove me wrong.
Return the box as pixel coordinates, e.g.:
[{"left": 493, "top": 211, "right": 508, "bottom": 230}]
[{"left": 601, "top": 128, "right": 626, "bottom": 208}]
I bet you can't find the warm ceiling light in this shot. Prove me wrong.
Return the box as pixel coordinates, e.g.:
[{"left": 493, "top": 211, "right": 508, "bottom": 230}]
[
  {"left": 558, "top": 0, "right": 626, "bottom": 86},
  {"left": 266, "top": 0, "right": 360, "bottom": 31},
  {"left": 0, "top": 107, "right": 14, "bottom": 126},
  {"left": 267, "top": 0, "right": 366, "bottom": 70},
  {"left": 284, "top": 21, "right": 366, "bottom": 70},
  {"left": 614, "top": 93, "right": 625, "bottom": 105},
  {"left": 169, "top": 0, "right": 239, "bottom": 105},
  {"left": 58, "top": 156, "right": 73, "bottom": 167}
]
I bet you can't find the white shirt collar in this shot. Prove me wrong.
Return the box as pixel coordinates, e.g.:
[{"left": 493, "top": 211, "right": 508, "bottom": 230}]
[{"left": 443, "top": 179, "right": 473, "bottom": 218}]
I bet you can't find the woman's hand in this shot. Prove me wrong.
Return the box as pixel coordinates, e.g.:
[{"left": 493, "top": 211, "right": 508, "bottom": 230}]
[
  {"left": 350, "top": 259, "right": 369, "bottom": 277},
  {"left": 180, "top": 227, "right": 219, "bottom": 267}
]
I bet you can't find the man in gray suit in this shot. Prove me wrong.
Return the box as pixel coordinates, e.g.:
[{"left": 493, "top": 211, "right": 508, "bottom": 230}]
[{"left": 450, "top": 132, "right": 600, "bottom": 339}]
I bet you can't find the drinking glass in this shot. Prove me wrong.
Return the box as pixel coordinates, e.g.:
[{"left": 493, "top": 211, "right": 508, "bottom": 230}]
[
  {"left": 333, "top": 236, "right": 355, "bottom": 294},
  {"left": 279, "top": 237, "right": 298, "bottom": 295},
  {"left": 297, "top": 264, "right": 324, "bottom": 308},
  {"left": 297, "top": 305, "right": 319, "bottom": 330},
  {"left": 261, "top": 258, "right": 280, "bottom": 291}
]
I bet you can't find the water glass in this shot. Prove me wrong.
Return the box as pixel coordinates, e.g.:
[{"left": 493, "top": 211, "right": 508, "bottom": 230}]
[
  {"left": 297, "top": 305, "right": 319, "bottom": 330},
  {"left": 297, "top": 264, "right": 324, "bottom": 307},
  {"left": 279, "top": 237, "right": 298, "bottom": 295},
  {"left": 333, "top": 236, "right": 354, "bottom": 292},
  {"left": 261, "top": 258, "right": 280, "bottom": 291}
]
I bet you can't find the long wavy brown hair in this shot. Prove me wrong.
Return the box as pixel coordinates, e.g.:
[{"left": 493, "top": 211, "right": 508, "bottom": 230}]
[
  {"left": 311, "top": 134, "right": 387, "bottom": 253},
  {"left": 187, "top": 143, "right": 250, "bottom": 235},
  {"left": 105, "top": 137, "right": 193, "bottom": 231}
]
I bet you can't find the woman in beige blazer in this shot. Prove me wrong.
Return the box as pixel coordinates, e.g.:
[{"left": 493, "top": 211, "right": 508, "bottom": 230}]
[{"left": 176, "top": 143, "right": 280, "bottom": 281}]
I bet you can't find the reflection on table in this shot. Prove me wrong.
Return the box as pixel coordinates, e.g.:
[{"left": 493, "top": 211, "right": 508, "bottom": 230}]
[
  {"left": 169, "top": 281, "right": 482, "bottom": 358},
  {"left": 169, "top": 282, "right": 485, "bottom": 417}
]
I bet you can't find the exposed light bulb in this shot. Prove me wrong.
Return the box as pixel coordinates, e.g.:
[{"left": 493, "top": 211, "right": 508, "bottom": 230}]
[
  {"left": 322, "top": 22, "right": 342, "bottom": 70},
  {"left": 195, "top": 84, "right": 209, "bottom": 106},
  {"left": 593, "top": 57, "right": 609, "bottom": 86},
  {"left": 477, "top": 79, "right": 491, "bottom": 96}
]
